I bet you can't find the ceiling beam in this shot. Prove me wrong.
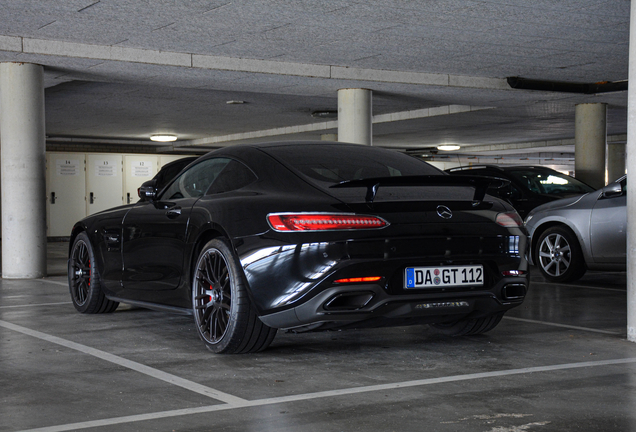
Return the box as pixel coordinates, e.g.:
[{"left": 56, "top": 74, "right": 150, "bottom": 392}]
[
  {"left": 1, "top": 36, "right": 508, "bottom": 90},
  {"left": 157, "top": 105, "right": 494, "bottom": 151}
]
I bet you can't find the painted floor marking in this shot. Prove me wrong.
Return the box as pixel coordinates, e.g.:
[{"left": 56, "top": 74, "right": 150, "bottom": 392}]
[
  {"left": 0, "top": 320, "right": 248, "bottom": 406},
  {"left": 15, "top": 356, "right": 636, "bottom": 432},
  {"left": 503, "top": 316, "right": 622, "bottom": 335},
  {"left": 531, "top": 280, "right": 625, "bottom": 293},
  {"left": 39, "top": 279, "right": 69, "bottom": 287},
  {"left": 0, "top": 302, "right": 70, "bottom": 309}
]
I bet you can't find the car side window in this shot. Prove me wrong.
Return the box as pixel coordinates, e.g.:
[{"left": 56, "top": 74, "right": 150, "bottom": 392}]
[
  {"left": 161, "top": 158, "right": 231, "bottom": 200},
  {"left": 489, "top": 183, "right": 522, "bottom": 200},
  {"left": 207, "top": 159, "right": 257, "bottom": 194}
]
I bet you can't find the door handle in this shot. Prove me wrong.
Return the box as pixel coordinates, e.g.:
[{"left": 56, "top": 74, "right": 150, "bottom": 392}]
[
  {"left": 127, "top": 192, "right": 131, "bottom": 204},
  {"left": 51, "top": 192, "right": 57, "bottom": 204},
  {"left": 166, "top": 207, "right": 182, "bottom": 219},
  {"left": 90, "top": 192, "right": 95, "bottom": 204}
]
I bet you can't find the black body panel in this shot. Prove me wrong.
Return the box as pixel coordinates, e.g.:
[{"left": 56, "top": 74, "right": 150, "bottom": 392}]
[{"left": 70, "top": 142, "right": 529, "bottom": 332}]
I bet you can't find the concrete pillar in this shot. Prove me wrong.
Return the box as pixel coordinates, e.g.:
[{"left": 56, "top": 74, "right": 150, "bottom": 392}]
[
  {"left": 574, "top": 103, "right": 607, "bottom": 189},
  {"left": 627, "top": 0, "right": 636, "bottom": 343},
  {"left": 0, "top": 62, "right": 47, "bottom": 278},
  {"left": 607, "top": 141, "right": 626, "bottom": 184},
  {"left": 337, "top": 88, "right": 372, "bottom": 145}
]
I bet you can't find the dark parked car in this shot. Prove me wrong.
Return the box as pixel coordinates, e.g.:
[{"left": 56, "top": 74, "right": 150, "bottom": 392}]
[
  {"left": 446, "top": 165, "right": 594, "bottom": 218},
  {"left": 525, "top": 175, "right": 626, "bottom": 282},
  {"left": 68, "top": 142, "right": 529, "bottom": 354},
  {"left": 149, "top": 156, "right": 199, "bottom": 194}
]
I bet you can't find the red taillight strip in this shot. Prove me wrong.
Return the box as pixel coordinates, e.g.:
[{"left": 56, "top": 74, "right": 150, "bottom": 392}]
[
  {"left": 267, "top": 213, "right": 389, "bottom": 232},
  {"left": 502, "top": 270, "right": 526, "bottom": 276},
  {"left": 334, "top": 276, "right": 382, "bottom": 284}
]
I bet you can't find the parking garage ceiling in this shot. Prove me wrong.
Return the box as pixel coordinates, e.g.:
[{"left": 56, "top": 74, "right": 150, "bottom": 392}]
[{"left": 0, "top": 0, "right": 629, "bottom": 156}]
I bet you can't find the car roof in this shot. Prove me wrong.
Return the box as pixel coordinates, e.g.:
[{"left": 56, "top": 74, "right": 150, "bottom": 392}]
[{"left": 446, "top": 164, "right": 561, "bottom": 173}]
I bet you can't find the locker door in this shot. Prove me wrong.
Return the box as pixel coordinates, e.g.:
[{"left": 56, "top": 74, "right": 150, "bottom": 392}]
[
  {"left": 86, "top": 154, "right": 124, "bottom": 215},
  {"left": 46, "top": 153, "right": 86, "bottom": 237},
  {"left": 123, "top": 155, "right": 158, "bottom": 205}
]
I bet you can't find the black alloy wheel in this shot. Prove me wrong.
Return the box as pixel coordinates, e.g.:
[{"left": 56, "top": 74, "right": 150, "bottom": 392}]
[
  {"left": 536, "top": 226, "right": 586, "bottom": 283},
  {"left": 192, "top": 238, "right": 276, "bottom": 354},
  {"left": 68, "top": 232, "right": 119, "bottom": 313}
]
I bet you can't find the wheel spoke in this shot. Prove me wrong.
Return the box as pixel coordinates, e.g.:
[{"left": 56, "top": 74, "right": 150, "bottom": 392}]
[
  {"left": 197, "top": 272, "right": 214, "bottom": 287},
  {"left": 543, "top": 260, "right": 556, "bottom": 273},
  {"left": 544, "top": 236, "right": 554, "bottom": 250},
  {"left": 207, "top": 253, "right": 219, "bottom": 285},
  {"left": 202, "top": 303, "right": 213, "bottom": 321}
]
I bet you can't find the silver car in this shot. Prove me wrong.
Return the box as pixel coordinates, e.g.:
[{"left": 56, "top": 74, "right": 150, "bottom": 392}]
[{"left": 524, "top": 175, "right": 626, "bottom": 282}]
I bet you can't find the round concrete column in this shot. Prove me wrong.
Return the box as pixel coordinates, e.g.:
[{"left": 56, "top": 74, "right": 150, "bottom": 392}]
[
  {"left": 607, "top": 141, "right": 626, "bottom": 184},
  {"left": 337, "top": 89, "right": 372, "bottom": 145},
  {"left": 0, "top": 62, "right": 47, "bottom": 278},
  {"left": 627, "top": 0, "right": 636, "bottom": 343},
  {"left": 575, "top": 103, "right": 607, "bottom": 189}
]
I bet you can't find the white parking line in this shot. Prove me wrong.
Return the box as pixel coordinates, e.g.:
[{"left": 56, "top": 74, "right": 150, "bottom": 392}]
[
  {"left": 39, "top": 279, "right": 68, "bottom": 287},
  {"left": 530, "top": 280, "right": 625, "bottom": 293},
  {"left": 15, "top": 356, "right": 636, "bottom": 432},
  {"left": 0, "top": 302, "right": 70, "bottom": 309},
  {"left": 503, "top": 316, "right": 622, "bottom": 335},
  {"left": 0, "top": 320, "right": 248, "bottom": 406}
]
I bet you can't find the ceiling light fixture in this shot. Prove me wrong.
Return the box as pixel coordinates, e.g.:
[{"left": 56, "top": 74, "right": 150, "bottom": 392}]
[
  {"left": 150, "top": 134, "right": 177, "bottom": 142},
  {"left": 437, "top": 145, "right": 460, "bottom": 151}
]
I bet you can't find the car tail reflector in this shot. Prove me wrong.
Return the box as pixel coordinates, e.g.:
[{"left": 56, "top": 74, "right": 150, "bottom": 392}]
[
  {"left": 267, "top": 213, "right": 388, "bottom": 232},
  {"left": 496, "top": 212, "right": 523, "bottom": 227},
  {"left": 333, "top": 276, "right": 382, "bottom": 284},
  {"left": 501, "top": 270, "right": 526, "bottom": 276}
]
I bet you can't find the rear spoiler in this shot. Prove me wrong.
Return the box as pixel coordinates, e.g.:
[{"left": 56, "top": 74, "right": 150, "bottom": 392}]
[{"left": 329, "top": 175, "right": 509, "bottom": 203}]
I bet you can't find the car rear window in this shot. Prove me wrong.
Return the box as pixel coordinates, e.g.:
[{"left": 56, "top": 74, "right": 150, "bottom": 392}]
[
  {"left": 265, "top": 144, "right": 440, "bottom": 183},
  {"left": 263, "top": 144, "right": 473, "bottom": 202}
]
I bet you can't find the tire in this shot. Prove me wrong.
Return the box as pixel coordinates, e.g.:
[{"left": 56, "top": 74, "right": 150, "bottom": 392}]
[
  {"left": 68, "top": 232, "right": 119, "bottom": 314},
  {"left": 192, "top": 238, "right": 277, "bottom": 354},
  {"left": 430, "top": 312, "right": 504, "bottom": 336},
  {"left": 535, "top": 226, "right": 586, "bottom": 283}
]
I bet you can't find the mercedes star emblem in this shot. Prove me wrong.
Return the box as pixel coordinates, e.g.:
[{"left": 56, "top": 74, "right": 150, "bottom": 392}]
[{"left": 436, "top": 205, "right": 453, "bottom": 219}]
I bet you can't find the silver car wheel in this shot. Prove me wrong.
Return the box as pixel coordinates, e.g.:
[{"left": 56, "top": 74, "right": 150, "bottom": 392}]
[{"left": 538, "top": 232, "right": 572, "bottom": 277}]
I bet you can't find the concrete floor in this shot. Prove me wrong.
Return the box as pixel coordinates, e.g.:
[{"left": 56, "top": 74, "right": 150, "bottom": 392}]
[{"left": 1, "top": 243, "right": 635, "bottom": 432}]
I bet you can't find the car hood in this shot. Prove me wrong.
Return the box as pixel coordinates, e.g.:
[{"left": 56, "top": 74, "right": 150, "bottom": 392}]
[{"left": 525, "top": 193, "right": 588, "bottom": 219}]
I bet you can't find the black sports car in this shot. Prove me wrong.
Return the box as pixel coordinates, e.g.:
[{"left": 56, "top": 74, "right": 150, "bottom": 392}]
[{"left": 68, "top": 142, "right": 529, "bottom": 354}]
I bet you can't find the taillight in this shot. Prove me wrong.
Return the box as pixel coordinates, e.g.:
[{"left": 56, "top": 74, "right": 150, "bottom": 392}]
[
  {"left": 267, "top": 213, "right": 389, "bottom": 232},
  {"left": 502, "top": 270, "right": 526, "bottom": 276},
  {"left": 496, "top": 212, "right": 523, "bottom": 227},
  {"left": 334, "top": 276, "right": 382, "bottom": 284}
]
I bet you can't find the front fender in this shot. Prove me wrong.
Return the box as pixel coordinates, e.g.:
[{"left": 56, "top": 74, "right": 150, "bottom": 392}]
[{"left": 527, "top": 215, "right": 591, "bottom": 265}]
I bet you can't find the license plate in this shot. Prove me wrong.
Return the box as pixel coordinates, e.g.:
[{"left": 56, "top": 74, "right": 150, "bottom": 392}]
[{"left": 405, "top": 265, "right": 484, "bottom": 289}]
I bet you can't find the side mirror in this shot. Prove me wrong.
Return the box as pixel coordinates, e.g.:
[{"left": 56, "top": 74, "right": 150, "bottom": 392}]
[
  {"left": 138, "top": 179, "right": 158, "bottom": 201},
  {"left": 601, "top": 182, "right": 623, "bottom": 199}
]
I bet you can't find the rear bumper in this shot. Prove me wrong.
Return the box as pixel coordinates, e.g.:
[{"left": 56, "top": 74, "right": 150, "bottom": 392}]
[
  {"left": 237, "top": 230, "right": 528, "bottom": 330},
  {"left": 258, "top": 276, "right": 528, "bottom": 330}
]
